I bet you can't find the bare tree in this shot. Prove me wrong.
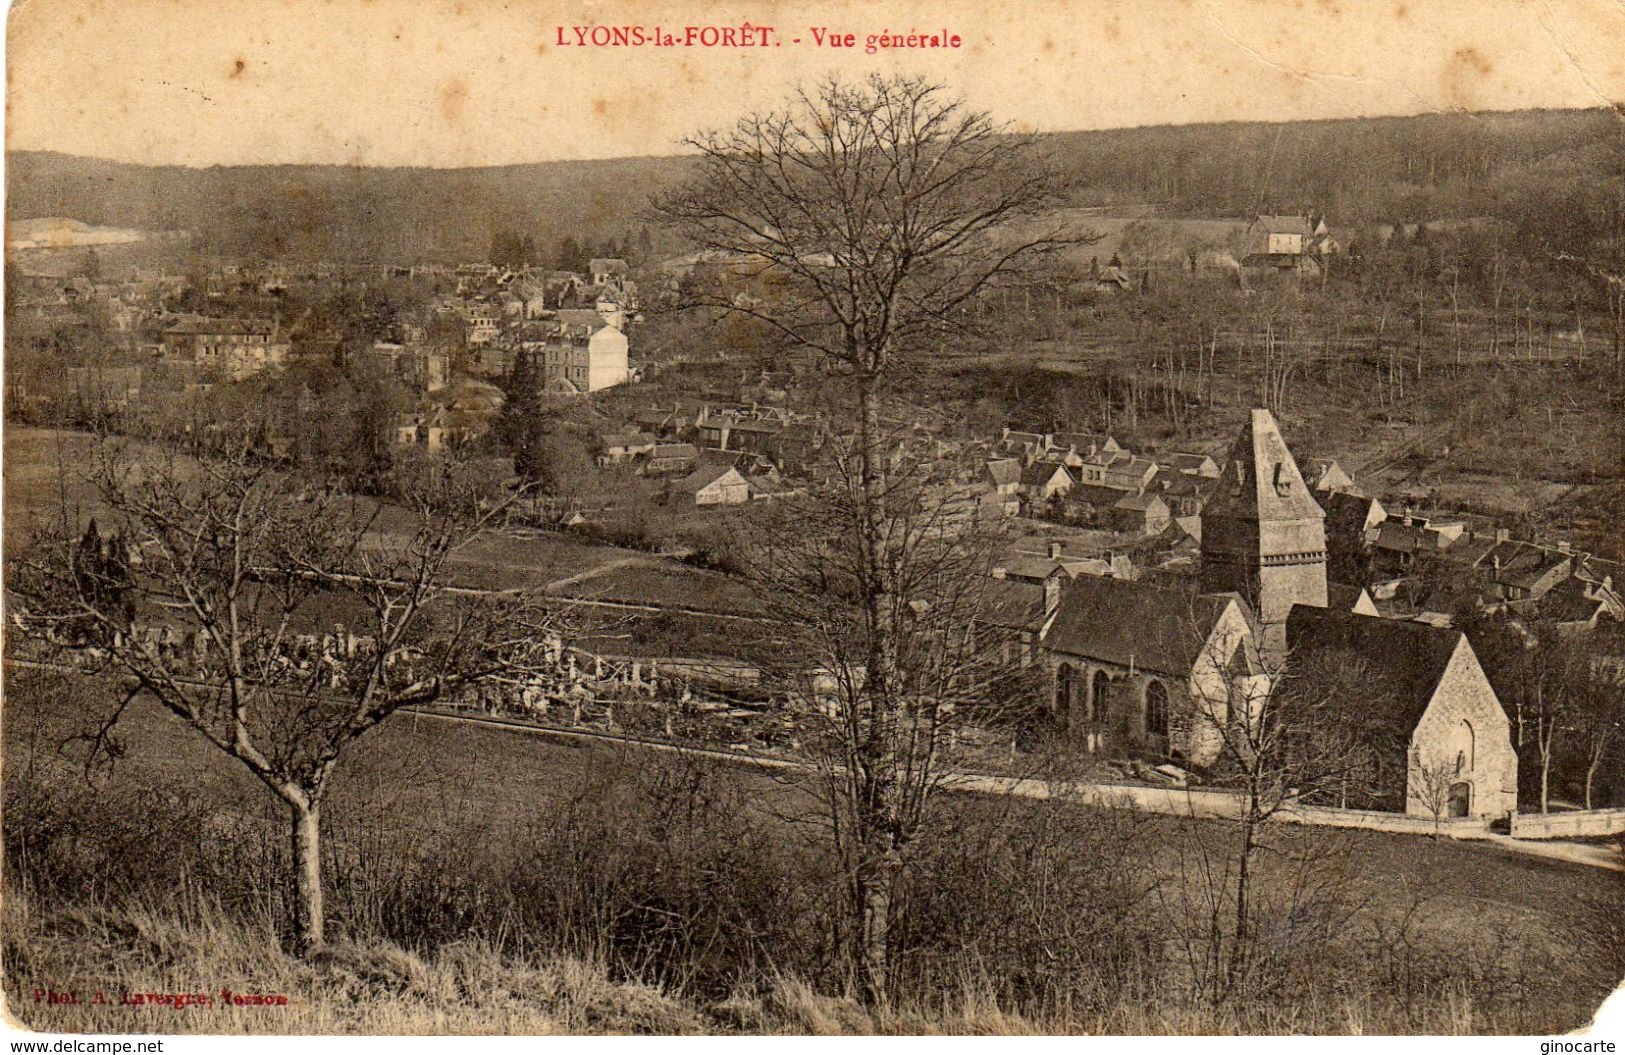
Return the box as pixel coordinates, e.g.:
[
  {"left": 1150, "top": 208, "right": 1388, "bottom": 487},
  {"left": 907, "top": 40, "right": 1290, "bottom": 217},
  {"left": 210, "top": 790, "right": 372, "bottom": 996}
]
[
  {"left": 653, "top": 74, "right": 1066, "bottom": 1004},
  {"left": 1410, "top": 752, "right": 1461, "bottom": 837},
  {"left": 739, "top": 432, "right": 1028, "bottom": 1003},
  {"left": 1173, "top": 627, "right": 1378, "bottom": 1004},
  {"left": 8, "top": 433, "right": 566, "bottom": 953}
]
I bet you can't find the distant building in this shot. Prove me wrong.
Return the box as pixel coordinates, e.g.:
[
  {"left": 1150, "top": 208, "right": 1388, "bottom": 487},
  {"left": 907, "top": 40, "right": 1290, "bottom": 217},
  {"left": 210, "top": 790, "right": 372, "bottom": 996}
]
[
  {"left": 1304, "top": 458, "right": 1357, "bottom": 495},
  {"left": 159, "top": 316, "right": 289, "bottom": 380},
  {"left": 1021, "top": 461, "right": 1074, "bottom": 502},
  {"left": 674, "top": 462, "right": 751, "bottom": 506},
  {"left": 589, "top": 258, "right": 629, "bottom": 287},
  {"left": 1242, "top": 213, "right": 1339, "bottom": 272},
  {"left": 510, "top": 310, "right": 630, "bottom": 394},
  {"left": 1164, "top": 452, "right": 1221, "bottom": 479}
]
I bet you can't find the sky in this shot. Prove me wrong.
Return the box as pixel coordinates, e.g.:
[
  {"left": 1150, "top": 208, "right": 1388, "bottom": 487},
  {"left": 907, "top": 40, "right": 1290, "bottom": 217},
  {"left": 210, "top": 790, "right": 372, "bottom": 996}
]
[{"left": 5, "top": 0, "right": 1624, "bottom": 168}]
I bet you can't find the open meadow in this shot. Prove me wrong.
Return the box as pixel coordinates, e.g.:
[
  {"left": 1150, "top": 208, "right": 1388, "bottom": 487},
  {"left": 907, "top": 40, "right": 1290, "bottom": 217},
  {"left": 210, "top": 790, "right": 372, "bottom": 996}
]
[{"left": 6, "top": 666, "right": 1621, "bottom": 1034}]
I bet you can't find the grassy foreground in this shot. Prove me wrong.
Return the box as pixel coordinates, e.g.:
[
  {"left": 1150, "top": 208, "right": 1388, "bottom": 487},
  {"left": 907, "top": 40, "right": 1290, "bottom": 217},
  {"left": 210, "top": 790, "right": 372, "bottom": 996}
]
[
  {"left": 5, "top": 884, "right": 1561, "bottom": 1036},
  {"left": 5, "top": 666, "right": 1622, "bottom": 1035}
]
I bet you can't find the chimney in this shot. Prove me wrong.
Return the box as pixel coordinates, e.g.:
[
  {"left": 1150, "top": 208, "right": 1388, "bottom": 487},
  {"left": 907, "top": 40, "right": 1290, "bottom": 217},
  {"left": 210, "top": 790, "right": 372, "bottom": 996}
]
[{"left": 1049, "top": 541, "right": 1063, "bottom": 560}]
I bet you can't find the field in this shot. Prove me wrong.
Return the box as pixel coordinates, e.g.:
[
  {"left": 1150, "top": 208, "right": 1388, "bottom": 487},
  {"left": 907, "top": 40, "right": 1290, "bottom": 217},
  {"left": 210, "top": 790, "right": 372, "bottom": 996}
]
[
  {"left": 5, "top": 666, "right": 1621, "bottom": 1034},
  {"left": 3, "top": 425, "right": 763, "bottom": 621}
]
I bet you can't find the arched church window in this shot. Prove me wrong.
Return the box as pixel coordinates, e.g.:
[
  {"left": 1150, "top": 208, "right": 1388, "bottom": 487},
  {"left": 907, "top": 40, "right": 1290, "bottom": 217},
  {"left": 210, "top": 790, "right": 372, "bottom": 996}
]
[
  {"left": 1146, "top": 680, "right": 1169, "bottom": 740},
  {"left": 1091, "top": 670, "right": 1109, "bottom": 723}
]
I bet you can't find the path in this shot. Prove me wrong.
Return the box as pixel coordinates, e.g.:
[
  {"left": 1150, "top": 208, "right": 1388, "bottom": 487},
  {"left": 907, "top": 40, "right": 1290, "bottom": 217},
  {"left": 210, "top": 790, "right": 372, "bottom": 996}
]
[{"left": 541, "top": 554, "right": 651, "bottom": 594}]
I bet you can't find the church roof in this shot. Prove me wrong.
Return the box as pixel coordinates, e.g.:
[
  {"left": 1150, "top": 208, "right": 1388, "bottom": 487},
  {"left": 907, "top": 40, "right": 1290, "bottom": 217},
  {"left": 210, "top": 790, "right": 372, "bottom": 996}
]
[
  {"left": 1046, "top": 576, "right": 1239, "bottom": 677},
  {"left": 1284, "top": 605, "right": 1462, "bottom": 726},
  {"left": 1203, "top": 409, "right": 1325, "bottom": 524}
]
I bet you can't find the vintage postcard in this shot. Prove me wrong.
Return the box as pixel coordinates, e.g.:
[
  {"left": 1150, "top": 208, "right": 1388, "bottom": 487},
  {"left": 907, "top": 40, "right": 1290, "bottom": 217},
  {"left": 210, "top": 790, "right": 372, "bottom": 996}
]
[{"left": 3, "top": 0, "right": 1623, "bottom": 1040}]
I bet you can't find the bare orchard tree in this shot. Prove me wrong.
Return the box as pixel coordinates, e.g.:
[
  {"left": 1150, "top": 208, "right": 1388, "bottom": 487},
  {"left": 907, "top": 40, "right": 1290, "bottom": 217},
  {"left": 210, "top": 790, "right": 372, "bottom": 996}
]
[
  {"left": 7, "top": 433, "right": 567, "bottom": 953},
  {"left": 653, "top": 75, "right": 1065, "bottom": 1004},
  {"left": 740, "top": 422, "right": 1023, "bottom": 1004}
]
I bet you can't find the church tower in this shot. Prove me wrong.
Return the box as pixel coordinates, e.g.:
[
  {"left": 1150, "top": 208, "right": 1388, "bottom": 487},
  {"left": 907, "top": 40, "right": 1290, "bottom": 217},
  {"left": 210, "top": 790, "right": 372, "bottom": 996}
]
[{"left": 1200, "top": 409, "right": 1327, "bottom": 655}]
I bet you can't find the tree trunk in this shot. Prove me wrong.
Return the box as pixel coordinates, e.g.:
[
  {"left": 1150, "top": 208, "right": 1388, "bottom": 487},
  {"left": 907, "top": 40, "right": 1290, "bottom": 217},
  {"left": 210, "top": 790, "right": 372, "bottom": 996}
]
[
  {"left": 288, "top": 794, "right": 325, "bottom": 954},
  {"left": 853, "top": 366, "right": 901, "bottom": 1008},
  {"left": 1540, "top": 747, "right": 1551, "bottom": 815}
]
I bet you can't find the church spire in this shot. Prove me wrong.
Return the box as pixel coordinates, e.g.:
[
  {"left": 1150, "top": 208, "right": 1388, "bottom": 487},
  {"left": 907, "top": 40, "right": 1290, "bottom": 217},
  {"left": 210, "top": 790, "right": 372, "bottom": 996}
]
[
  {"left": 1202, "top": 409, "right": 1325, "bottom": 524},
  {"left": 1200, "top": 409, "right": 1328, "bottom": 654}
]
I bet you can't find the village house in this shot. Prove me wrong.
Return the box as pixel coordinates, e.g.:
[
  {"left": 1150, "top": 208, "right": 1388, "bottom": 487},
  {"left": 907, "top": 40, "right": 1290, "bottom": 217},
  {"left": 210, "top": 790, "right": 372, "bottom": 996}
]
[
  {"left": 1155, "top": 470, "right": 1213, "bottom": 518},
  {"left": 160, "top": 316, "right": 290, "bottom": 380},
  {"left": 1054, "top": 431, "right": 1122, "bottom": 462},
  {"left": 640, "top": 442, "right": 700, "bottom": 476},
  {"left": 1163, "top": 452, "right": 1221, "bottom": 479},
  {"left": 1305, "top": 458, "right": 1357, "bottom": 494},
  {"left": 1538, "top": 567, "right": 1625, "bottom": 631},
  {"left": 596, "top": 429, "right": 657, "bottom": 466},
  {"left": 671, "top": 461, "right": 752, "bottom": 507},
  {"left": 997, "top": 428, "right": 1054, "bottom": 462},
  {"left": 462, "top": 302, "right": 502, "bottom": 346},
  {"left": 1242, "top": 212, "right": 1339, "bottom": 273},
  {"left": 1319, "top": 490, "right": 1388, "bottom": 551},
  {"left": 393, "top": 406, "right": 485, "bottom": 454},
  {"left": 1111, "top": 492, "right": 1172, "bottom": 536},
  {"left": 1021, "top": 461, "right": 1074, "bottom": 503},
  {"left": 509, "top": 310, "right": 630, "bottom": 394},
  {"left": 1103, "top": 455, "right": 1160, "bottom": 493},
  {"left": 1474, "top": 536, "right": 1578, "bottom": 607},
  {"left": 589, "top": 258, "right": 630, "bottom": 287}
]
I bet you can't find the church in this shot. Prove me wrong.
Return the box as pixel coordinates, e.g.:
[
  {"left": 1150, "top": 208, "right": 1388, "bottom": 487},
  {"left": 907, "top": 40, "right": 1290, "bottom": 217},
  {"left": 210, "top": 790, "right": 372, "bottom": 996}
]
[{"left": 1035, "top": 409, "right": 1518, "bottom": 821}]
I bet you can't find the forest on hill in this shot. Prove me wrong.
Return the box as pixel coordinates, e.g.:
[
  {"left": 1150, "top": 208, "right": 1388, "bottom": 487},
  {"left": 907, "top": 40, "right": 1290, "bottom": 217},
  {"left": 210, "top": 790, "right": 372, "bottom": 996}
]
[{"left": 6, "top": 107, "right": 1620, "bottom": 264}]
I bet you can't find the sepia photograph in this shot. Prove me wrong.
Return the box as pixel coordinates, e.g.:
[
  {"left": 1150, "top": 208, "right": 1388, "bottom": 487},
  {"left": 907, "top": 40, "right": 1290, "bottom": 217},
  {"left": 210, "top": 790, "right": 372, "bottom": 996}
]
[{"left": 2, "top": 0, "right": 1623, "bottom": 1039}]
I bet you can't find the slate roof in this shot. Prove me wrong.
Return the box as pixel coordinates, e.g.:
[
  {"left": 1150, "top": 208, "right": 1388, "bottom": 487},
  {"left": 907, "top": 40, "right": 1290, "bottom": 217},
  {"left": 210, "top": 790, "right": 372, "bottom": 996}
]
[
  {"left": 1046, "top": 576, "right": 1239, "bottom": 677},
  {"left": 1319, "top": 490, "right": 1383, "bottom": 538},
  {"left": 1114, "top": 492, "right": 1169, "bottom": 512},
  {"left": 997, "top": 556, "right": 1067, "bottom": 583},
  {"left": 1165, "top": 452, "right": 1218, "bottom": 475},
  {"left": 1255, "top": 215, "right": 1315, "bottom": 235},
  {"left": 163, "top": 316, "right": 275, "bottom": 336},
  {"left": 1204, "top": 409, "right": 1325, "bottom": 524},
  {"left": 1021, "top": 461, "right": 1072, "bottom": 487},
  {"left": 600, "top": 430, "right": 655, "bottom": 449},
  {"left": 1284, "top": 605, "right": 1463, "bottom": 727},
  {"left": 1479, "top": 540, "right": 1573, "bottom": 589},
  {"left": 985, "top": 458, "right": 1023, "bottom": 488},
  {"left": 977, "top": 578, "right": 1050, "bottom": 632},
  {"left": 1374, "top": 521, "right": 1440, "bottom": 554}
]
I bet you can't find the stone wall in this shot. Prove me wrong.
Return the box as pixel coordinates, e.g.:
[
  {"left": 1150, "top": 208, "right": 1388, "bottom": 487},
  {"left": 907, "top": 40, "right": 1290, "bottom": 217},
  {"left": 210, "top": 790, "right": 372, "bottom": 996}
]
[{"left": 1510, "top": 808, "right": 1625, "bottom": 839}]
